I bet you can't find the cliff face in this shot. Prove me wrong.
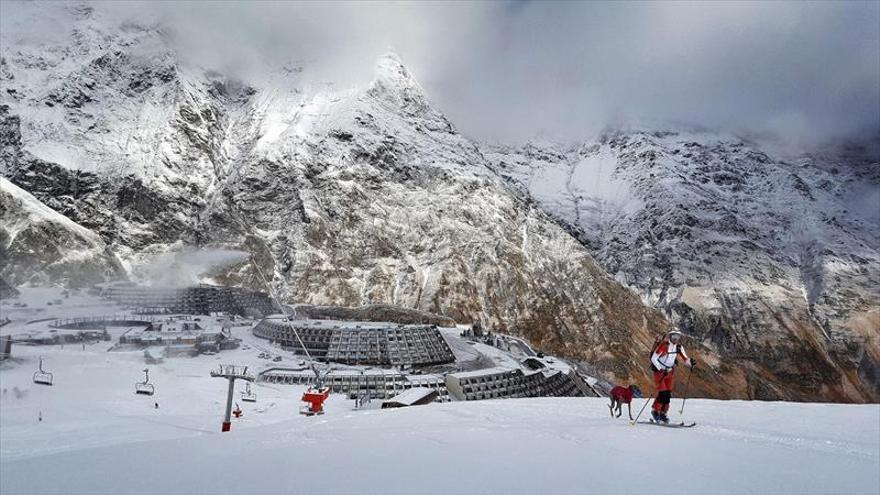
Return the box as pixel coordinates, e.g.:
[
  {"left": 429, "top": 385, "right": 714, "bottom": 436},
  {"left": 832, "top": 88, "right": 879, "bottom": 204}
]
[{"left": 486, "top": 131, "right": 880, "bottom": 402}]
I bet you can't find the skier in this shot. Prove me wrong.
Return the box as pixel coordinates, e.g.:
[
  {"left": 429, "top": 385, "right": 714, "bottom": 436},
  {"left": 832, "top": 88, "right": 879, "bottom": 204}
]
[{"left": 649, "top": 330, "right": 696, "bottom": 423}]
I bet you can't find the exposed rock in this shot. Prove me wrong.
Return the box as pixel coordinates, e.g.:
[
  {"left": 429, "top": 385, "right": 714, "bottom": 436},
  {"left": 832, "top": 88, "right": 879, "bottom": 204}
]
[
  {"left": 486, "top": 130, "right": 880, "bottom": 402},
  {"left": 293, "top": 304, "right": 457, "bottom": 327},
  {"left": 0, "top": 177, "right": 126, "bottom": 287},
  {"left": 0, "top": 275, "right": 18, "bottom": 299}
]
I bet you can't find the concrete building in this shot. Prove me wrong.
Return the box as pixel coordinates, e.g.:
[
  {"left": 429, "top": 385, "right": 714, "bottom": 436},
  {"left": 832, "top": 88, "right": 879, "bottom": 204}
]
[
  {"left": 259, "top": 368, "right": 451, "bottom": 401},
  {"left": 252, "top": 317, "right": 455, "bottom": 366},
  {"left": 11, "top": 327, "right": 111, "bottom": 345},
  {"left": 98, "top": 283, "right": 275, "bottom": 317},
  {"left": 0, "top": 335, "right": 11, "bottom": 360},
  {"left": 116, "top": 316, "right": 237, "bottom": 351},
  {"left": 445, "top": 367, "right": 587, "bottom": 401}
]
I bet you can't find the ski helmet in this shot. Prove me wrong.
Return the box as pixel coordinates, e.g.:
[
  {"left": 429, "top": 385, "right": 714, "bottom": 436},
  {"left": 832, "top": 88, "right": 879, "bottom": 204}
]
[{"left": 667, "top": 330, "right": 683, "bottom": 342}]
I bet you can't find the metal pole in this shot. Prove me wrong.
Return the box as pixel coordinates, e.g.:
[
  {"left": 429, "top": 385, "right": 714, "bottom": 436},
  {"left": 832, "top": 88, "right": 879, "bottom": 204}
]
[
  {"left": 252, "top": 259, "right": 321, "bottom": 385},
  {"left": 679, "top": 366, "right": 694, "bottom": 415},
  {"left": 630, "top": 396, "right": 652, "bottom": 426},
  {"left": 222, "top": 377, "right": 235, "bottom": 432}
]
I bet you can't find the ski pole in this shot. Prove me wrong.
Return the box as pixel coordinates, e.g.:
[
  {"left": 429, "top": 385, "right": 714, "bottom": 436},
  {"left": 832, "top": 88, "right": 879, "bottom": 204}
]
[
  {"left": 679, "top": 366, "right": 694, "bottom": 415},
  {"left": 630, "top": 396, "right": 652, "bottom": 426}
]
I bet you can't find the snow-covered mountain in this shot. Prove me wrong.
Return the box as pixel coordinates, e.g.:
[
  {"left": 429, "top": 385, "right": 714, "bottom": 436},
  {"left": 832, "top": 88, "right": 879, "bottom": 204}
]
[
  {"left": 0, "top": 3, "right": 717, "bottom": 398},
  {"left": 1, "top": 2, "right": 876, "bottom": 402},
  {"left": 1, "top": 176, "right": 124, "bottom": 286},
  {"left": 486, "top": 131, "right": 880, "bottom": 402}
]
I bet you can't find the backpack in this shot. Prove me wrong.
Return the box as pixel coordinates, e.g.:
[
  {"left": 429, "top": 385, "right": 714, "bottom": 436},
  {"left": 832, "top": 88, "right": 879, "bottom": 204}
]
[{"left": 647, "top": 334, "right": 664, "bottom": 372}]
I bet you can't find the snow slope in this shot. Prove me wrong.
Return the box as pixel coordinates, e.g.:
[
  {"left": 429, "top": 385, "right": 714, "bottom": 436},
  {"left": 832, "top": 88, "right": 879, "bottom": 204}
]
[
  {"left": 0, "top": 177, "right": 125, "bottom": 286},
  {"left": 1, "top": 336, "right": 877, "bottom": 495}
]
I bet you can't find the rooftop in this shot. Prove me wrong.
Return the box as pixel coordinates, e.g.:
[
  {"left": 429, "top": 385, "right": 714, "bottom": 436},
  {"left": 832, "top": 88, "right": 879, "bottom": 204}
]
[{"left": 264, "top": 316, "right": 428, "bottom": 331}]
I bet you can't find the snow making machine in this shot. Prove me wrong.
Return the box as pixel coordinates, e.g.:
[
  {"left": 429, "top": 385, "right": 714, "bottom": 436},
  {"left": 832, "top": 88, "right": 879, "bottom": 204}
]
[
  {"left": 33, "top": 356, "right": 54, "bottom": 386},
  {"left": 300, "top": 385, "right": 330, "bottom": 416},
  {"left": 135, "top": 368, "right": 155, "bottom": 395},
  {"left": 241, "top": 382, "right": 257, "bottom": 403}
]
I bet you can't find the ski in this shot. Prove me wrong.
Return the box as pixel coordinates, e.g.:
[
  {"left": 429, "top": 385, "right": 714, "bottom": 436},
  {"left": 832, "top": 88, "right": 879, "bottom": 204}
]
[{"left": 638, "top": 420, "right": 697, "bottom": 428}]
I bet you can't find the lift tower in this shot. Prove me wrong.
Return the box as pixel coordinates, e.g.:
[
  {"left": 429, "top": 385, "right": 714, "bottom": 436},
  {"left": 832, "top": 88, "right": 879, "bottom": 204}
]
[{"left": 210, "top": 364, "right": 254, "bottom": 432}]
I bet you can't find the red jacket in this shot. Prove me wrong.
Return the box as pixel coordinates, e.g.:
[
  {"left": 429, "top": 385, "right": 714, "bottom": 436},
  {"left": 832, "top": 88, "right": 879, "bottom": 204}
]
[
  {"left": 610, "top": 386, "right": 635, "bottom": 403},
  {"left": 651, "top": 341, "right": 690, "bottom": 372}
]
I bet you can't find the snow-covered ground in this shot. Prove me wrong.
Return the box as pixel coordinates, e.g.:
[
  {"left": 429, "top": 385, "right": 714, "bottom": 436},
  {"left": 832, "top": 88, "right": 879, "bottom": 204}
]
[{"left": 1, "top": 336, "right": 878, "bottom": 495}]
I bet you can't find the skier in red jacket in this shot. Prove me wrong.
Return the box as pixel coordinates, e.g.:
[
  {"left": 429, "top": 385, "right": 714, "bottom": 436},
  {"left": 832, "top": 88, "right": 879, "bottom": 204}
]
[{"left": 650, "top": 330, "right": 696, "bottom": 423}]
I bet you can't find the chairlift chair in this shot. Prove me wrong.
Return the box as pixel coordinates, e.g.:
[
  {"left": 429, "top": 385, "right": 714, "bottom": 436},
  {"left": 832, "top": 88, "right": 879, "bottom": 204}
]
[
  {"left": 33, "top": 356, "right": 54, "bottom": 386},
  {"left": 135, "top": 368, "right": 155, "bottom": 396},
  {"left": 241, "top": 382, "right": 257, "bottom": 403}
]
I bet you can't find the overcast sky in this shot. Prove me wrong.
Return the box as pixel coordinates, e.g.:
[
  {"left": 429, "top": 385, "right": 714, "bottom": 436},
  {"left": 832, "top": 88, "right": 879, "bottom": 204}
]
[{"left": 15, "top": 1, "right": 880, "bottom": 144}]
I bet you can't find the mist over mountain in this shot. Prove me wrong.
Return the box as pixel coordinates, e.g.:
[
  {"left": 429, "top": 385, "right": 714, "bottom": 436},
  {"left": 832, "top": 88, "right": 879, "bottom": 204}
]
[{"left": 4, "top": 1, "right": 876, "bottom": 144}]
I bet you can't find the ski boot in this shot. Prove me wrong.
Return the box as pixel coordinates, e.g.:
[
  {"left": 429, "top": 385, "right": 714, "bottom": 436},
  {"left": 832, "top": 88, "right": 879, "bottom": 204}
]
[
  {"left": 651, "top": 410, "right": 661, "bottom": 423},
  {"left": 658, "top": 412, "right": 670, "bottom": 424}
]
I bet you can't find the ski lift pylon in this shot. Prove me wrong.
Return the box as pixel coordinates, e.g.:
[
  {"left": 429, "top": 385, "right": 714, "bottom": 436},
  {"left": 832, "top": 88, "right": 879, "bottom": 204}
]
[
  {"left": 211, "top": 364, "right": 254, "bottom": 432},
  {"left": 33, "top": 356, "right": 54, "bottom": 386},
  {"left": 135, "top": 368, "right": 155, "bottom": 396}
]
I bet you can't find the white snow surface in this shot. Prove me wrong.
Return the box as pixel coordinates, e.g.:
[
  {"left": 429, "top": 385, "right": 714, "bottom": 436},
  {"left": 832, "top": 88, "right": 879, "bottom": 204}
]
[{"left": 1, "top": 338, "right": 878, "bottom": 495}]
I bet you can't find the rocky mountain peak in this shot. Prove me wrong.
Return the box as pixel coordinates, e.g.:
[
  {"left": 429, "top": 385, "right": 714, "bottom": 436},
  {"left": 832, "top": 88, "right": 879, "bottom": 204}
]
[{"left": 367, "top": 51, "right": 433, "bottom": 117}]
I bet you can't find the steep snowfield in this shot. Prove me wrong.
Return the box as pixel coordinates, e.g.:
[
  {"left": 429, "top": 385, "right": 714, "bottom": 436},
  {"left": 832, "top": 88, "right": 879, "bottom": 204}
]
[
  {"left": 0, "top": 177, "right": 100, "bottom": 241},
  {"left": 0, "top": 177, "right": 125, "bottom": 286},
  {"left": 0, "top": 338, "right": 877, "bottom": 495}
]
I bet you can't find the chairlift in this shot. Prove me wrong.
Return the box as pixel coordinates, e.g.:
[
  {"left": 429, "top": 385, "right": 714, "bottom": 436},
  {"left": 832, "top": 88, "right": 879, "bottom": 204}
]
[
  {"left": 252, "top": 255, "right": 331, "bottom": 416},
  {"left": 241, "top": 382, "right": 257, "bottom": 403},
  {"left": 33, "top": 356, "right": 54, "bottom": 386},
  {"left": 135, "top": 368, "right": 155, "bottom": 396}
]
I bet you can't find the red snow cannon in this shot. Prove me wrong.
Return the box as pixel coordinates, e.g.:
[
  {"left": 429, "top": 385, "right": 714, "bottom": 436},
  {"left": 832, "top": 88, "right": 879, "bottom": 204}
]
[{"left": 300, "top": 386, "right": 330, "bottom": 416}]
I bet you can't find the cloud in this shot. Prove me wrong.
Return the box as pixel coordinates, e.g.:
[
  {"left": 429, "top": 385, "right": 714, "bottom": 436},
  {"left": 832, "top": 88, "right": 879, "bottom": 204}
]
[
  {"left": 5, "top": 0, "right": 879, "bottom": 145},
  {"left": 134, "top": 248, "right": 250, "bottom": 287},
  {"left": 422, "top": 1, "right": 880, "bottom": 144}
]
